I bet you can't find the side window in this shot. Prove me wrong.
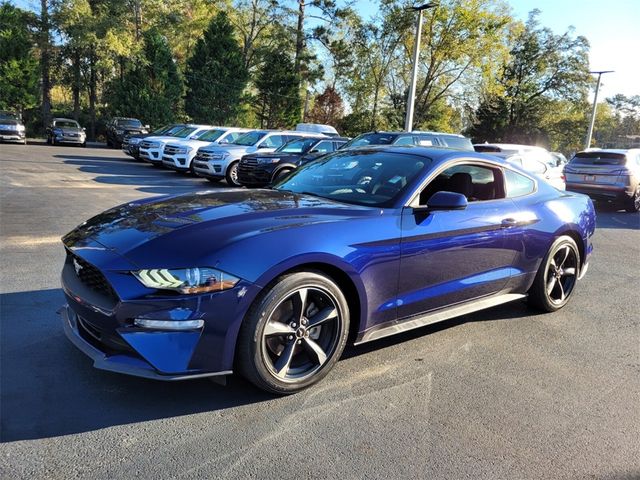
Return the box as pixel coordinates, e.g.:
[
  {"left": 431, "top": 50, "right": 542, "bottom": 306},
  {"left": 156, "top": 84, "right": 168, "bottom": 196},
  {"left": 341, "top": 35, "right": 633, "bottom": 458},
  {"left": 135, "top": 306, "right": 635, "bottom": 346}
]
[
  {"left": 225, "top": 132, "right": 241, "bottom": 143},
  {"left": 262, "top": 135, "right": 286, "bottom": 148},
  {"left": 334, "top": 141, "right": 347, "bottom": 150},
  {"left": 313, "top": 140, "right": 334, "bottom": 153},
  {"left": 416, "top": 134, "right": 436, "bottom": 146},
  {"left": 419, "top": 163, "right": 505, "bottom": 204},
  {"left": 394, "top": 135, "right": 414, "bottom": 146},
  {"left": 505, "top": 169, "right": 535, "bottom": 197}
]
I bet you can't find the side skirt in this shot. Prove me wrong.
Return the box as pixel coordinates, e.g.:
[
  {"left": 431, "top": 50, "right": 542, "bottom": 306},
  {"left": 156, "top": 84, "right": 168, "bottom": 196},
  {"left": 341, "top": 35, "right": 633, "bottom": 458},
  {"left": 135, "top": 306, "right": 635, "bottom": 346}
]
[{"left": 354, "top": 292, "right": 526, "bottom": 345}]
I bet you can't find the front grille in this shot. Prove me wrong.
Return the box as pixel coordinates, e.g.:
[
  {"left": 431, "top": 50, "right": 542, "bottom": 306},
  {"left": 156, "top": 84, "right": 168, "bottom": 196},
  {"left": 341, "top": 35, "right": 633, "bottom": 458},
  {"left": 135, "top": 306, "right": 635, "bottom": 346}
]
[
  {"left": 196, "top": 151, "right": 221, "bottom": 160},
  {"left": 140, "top": 141, "right": 154, "bottom": 149},
  {"left": 164, "top": 145, "right": 182, "bottom": 155},
  {"left": 67, "top": 250, "right": 118, "bottom": 301}
]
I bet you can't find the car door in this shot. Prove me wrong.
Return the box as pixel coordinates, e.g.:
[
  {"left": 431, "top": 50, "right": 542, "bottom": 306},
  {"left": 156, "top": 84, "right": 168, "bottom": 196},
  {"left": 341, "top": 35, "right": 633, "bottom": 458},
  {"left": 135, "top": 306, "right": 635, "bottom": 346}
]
[{"left": 397, "top": 161, "right": 522, "bottom": 319}]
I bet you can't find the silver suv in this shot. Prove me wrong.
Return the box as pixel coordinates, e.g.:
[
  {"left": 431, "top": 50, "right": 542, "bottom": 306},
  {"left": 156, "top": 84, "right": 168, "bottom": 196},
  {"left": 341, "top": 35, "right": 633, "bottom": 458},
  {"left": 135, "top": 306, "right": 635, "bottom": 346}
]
[{"left": 565, "top": 149, "right": 640, "bottom": 212}]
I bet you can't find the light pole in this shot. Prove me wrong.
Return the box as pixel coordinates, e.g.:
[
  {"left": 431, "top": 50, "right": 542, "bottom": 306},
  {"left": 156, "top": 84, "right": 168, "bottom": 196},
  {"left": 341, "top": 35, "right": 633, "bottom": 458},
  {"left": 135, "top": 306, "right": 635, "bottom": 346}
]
[
  {"left": 404, "top": 2, "right": 438, "bottom": 132},
  {"left": 584, "top": 70, "right": 614, "bottom": 149}
]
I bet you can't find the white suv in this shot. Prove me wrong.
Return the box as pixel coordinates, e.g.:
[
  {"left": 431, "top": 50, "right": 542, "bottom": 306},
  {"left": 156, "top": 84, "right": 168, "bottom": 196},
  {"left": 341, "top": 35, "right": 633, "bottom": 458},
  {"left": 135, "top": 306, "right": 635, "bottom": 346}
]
[
  {"left": 192, "top": 130, "right": 326, "bottom": 186},
  {"left": 139, "top": 125, "right": 213, "bottom": 165},
  {"left": 161, "top": 127, "right": 250, "bottom": 173}
]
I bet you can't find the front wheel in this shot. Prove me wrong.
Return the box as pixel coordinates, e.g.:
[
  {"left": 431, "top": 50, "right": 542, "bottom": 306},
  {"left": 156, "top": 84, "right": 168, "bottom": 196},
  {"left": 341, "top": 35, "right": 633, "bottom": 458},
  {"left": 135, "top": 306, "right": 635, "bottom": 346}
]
[
  {"left": 225, "top": 161, "right": 241, "bottom": 187},
  {"left": 273, "top": 168, "right": 293, "bottom": 183},
  {"left": 528, "top": 236, "right": 580, "bottom": 312},
  {"left": 625, "top": 186, "right": 640, "bottom": 213},
  {"left": 236, "top": 271, "right": 350, "bottom": 394}
]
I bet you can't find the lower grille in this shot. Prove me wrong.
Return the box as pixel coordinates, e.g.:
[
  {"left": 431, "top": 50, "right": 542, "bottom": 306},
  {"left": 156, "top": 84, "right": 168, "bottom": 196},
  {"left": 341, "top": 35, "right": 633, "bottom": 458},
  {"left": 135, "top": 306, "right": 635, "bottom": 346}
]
[{"left": 67, "top": 250, "right": 118, "bottom": 301}]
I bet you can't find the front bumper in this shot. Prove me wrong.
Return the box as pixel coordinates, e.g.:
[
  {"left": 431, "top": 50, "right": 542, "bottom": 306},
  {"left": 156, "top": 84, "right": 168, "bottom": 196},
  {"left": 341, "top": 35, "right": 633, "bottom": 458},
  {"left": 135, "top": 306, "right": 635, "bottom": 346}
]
[
  {"left": 0, "top": 132, "right": 26, "bottom": 142},
  {"left": 140, "top": 147, "right": 163, "bottom": 163},
  {"left": 61, "top": 304, "right": 230, "bottom": 381},
  {"left": 162, "top": 154, "right": 191, "bottom": 171},
  {"left": 193, "top": 159, "right": 225, "bottom": 178}
]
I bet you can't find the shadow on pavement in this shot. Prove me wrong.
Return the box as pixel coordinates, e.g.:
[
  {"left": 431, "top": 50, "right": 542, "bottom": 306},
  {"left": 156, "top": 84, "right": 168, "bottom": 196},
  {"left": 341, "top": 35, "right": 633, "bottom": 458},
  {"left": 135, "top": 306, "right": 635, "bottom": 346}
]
[
  {"left": 0, "top": 288, "right": 271, "bottom": 443},
  {"left": 1, "top": 287, "right": 535, "bottom": 442}
]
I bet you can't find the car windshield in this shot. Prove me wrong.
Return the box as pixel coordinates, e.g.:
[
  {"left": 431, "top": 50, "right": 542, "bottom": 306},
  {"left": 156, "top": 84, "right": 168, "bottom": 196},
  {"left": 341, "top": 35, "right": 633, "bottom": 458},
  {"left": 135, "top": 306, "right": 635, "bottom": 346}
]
[
  {"left": 197, "top": 129, "right": 226, "bottom": 142},
  {"left": 570, "top": 152, "right": 627, "bottom": 166},
  {"left": 117, "top": 119, "right": 142, "bottom": 127},
  {"left": 277, "top": 138, "right": 318, "bottom": 154},
  {"left": 55, "top": 120, "right": 80, "bottom": 128},
  {"left": 233, "top": 131, "right": 267, "bottom": 146},
  {"left": 344, "top": 133, "right": 399, "bottom": 148},
  {"left": 274, "top": 150, "right": 431, "bottom": 207},
  {"left": 173, "top": 127, "right": 198, "bottom": 138}
]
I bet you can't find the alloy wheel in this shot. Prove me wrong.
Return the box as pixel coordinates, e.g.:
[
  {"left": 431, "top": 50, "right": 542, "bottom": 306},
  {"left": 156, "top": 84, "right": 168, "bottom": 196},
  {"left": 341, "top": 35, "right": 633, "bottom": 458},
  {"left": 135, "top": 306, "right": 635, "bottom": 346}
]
[
  {"left": 544, "top": 244, "right": 578, "bottom": 305},
  {"left": 260, "top": 286, "right": 342, "bottom": 382}
]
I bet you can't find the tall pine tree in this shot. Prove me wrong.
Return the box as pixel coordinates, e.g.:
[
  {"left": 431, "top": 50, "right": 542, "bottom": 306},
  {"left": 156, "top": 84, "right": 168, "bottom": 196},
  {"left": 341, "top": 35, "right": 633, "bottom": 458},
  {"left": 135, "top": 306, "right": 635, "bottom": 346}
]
[
  {"left": 106, "top": 29, "right": 184, "bottom": 127},
  {"left": 185, "top": 12, "right": 247, "bottom": 125},
  {"left": 0, "top": 3, "right": 39, "bottom": 114},
  {"left": 255, "top": 51, "right": 301, "bottom": 129}
]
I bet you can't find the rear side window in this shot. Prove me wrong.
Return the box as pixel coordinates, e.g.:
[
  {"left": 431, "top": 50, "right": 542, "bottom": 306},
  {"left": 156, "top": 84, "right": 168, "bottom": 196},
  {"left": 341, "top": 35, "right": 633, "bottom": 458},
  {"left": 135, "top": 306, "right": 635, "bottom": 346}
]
[
  {"left": 313, "top": 140, "right": 334, "bottom": 153},
  {"left": 262, "top": 135, "right": 287, "bottom": 148},
  {"left": 570, "top": 152, "right": 626, "bottom": 166},
  {"left": 440, "top": 136, "right": 473, "bottom": 151},
  {"left": 394, "top": 135, "right": 415, "bottom": 146},
  {"left": 419, "top": 163, "right": 505, "bottom": 204},
  {"left": 505, "top": 169, "right": 535, "bottom": 197}
]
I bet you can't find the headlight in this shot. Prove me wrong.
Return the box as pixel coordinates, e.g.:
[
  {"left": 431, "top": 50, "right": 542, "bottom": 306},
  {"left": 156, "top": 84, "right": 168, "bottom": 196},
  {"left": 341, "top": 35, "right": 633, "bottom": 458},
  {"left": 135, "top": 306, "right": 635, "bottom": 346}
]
[
  {"left": 129, "top": 138, "right": 141, "bottom": 145},
  {"left": 133, "top": 267, "right": 240, "bottom": 294},
  {"left": 175, "top": 147, "right": 192, "bottom": 154},
  {"left": 16, "top": 124, "right": 25, "bottom": 132},
  {"left": 257, "top": 157, "right": 280, "bottom": 164}
]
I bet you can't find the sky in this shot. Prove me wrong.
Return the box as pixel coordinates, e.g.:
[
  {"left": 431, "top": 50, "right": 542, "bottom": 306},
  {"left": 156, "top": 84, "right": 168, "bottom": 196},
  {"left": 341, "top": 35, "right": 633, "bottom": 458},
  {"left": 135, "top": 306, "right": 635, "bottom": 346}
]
[
  {"left": 12, "top": 0, "right": 640, "bottom": 99},
  {"left": 508, "top": 0, "right": 640, "bottom": 99}
]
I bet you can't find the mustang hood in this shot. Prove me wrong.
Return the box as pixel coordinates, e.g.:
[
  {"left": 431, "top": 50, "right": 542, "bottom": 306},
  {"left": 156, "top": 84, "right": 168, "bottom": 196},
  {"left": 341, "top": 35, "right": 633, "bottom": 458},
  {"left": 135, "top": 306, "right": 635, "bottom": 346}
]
[{"left": 63, "top": 189, "right": 375, "bottom": 268}]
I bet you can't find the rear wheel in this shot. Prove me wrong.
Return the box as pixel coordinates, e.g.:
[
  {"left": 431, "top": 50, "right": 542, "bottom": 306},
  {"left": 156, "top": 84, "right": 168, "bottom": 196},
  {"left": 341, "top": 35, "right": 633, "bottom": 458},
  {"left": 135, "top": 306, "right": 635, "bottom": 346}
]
[
  {"left": 625, "top": 186, "right": 640, "bottom": 213},
  {"left": 225, "top": 161, "right": 241, "bottom": 187},
  {"left": 237, "top": 271, "right": 350, "bottom": 394},
  {"left": 528, "top": 236, "right": 580, "bottom": 312}
]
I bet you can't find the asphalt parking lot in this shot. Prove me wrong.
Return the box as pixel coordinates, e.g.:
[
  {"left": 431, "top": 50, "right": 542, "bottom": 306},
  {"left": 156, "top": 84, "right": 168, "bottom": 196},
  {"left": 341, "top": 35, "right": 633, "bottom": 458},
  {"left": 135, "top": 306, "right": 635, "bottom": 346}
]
[{"left": 1, "top": 143, "right": 639, "bottom": 479}]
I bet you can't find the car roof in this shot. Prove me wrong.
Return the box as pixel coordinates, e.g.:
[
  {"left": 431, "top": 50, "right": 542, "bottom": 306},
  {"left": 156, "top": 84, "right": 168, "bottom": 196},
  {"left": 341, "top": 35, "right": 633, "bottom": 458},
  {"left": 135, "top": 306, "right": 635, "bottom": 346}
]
[
  {"left": 474, "top": 143, "right": 546, "bottom": 150},
  {"left": 53, "top": 118, "right": 78, "bottom": 122},
  {"left": 345, "top": 145, "right": 507, "bottom": 162},
  {"left": 578, "top": 148, "right": 636, "bottom": 155},
  {"left": 357, "top": 130, "right": 466, "bottom": 138}
]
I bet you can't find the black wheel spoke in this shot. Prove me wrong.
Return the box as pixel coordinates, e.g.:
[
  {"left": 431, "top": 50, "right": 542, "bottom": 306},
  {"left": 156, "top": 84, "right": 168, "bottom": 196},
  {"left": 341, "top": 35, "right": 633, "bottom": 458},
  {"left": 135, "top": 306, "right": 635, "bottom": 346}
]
[
  {"left": 307, "top": 306, "right": 337, "bottom": 328},
  {"left": 303, "top": 338, "right": 327, "bottom": 366},
  {"left": 274, "top": 341, "right": 297, "bottom": 378}
]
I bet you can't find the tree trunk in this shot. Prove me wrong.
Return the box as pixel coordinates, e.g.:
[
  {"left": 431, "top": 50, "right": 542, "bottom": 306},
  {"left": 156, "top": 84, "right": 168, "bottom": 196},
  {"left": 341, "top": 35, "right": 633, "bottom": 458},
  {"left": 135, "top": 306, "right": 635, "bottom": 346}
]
[
  {"left": 72, "top": 49, "right": 81, "bottom": 121},
  {"left": 294, "top": 0, "right": 305, "bottom": 87},
  {"left": 88, "top": 46, "right": 97, "bottom": 141},
  {"left": 371, "top": 85, "right": 380, "bottom": 130},
  {"left": 40, "top": 0, "right": 51, "bottom": 130}
]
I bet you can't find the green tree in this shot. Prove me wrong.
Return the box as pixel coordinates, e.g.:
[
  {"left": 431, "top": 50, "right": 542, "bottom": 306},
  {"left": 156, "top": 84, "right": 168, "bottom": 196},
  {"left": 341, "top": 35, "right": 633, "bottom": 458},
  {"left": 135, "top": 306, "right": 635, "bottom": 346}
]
[
  {"left": 254, "top": 50, "right": 301, "bottom": 128},
  {"left": 106, "top": 29, "right": 184, "bottom": 127},
  {"left": 185, "top": 11, "right": 248, "bottom": 125},
  {"left": 468, "top": 10, "right": 591, "bottom": 145},
  {"left": 0, "top": 2, "right": 39, "bottom": 113}
]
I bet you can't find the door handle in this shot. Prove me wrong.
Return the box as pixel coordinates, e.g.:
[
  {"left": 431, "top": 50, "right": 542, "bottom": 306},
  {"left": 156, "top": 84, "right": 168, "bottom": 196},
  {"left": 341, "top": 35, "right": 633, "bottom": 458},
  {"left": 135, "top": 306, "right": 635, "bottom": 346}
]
[{"left": 501, "top": 218, "right": 518, "bottom": 228}]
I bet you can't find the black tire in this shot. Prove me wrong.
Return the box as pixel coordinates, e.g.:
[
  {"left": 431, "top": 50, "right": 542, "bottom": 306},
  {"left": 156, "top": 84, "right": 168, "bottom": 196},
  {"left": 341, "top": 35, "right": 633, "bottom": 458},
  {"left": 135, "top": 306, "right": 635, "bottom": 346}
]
[
  {"left": 625, "top": 186, "right": 640, "bottom": 213},
  {"left": 81, "top": 141, "right": 87, "bottom": 148},
  {"left": 206, "top": 177, "right": 222, "bottom": 183},
  {"left": 225, "top": 161, "right": 241, "bottom": 187},
  {"left": 236, "top": 271, "right": 350, "bottom": 394},
  {"left": 527, "top": 235, "right": 580, "bottom": 312}
]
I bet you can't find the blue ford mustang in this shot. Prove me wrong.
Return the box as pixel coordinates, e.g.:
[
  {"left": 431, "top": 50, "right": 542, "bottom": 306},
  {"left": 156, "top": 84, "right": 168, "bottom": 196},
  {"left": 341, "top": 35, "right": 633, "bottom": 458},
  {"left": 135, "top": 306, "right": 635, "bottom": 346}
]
[{"left": 61, "top": 146, "right": 596, "bottom": 393}]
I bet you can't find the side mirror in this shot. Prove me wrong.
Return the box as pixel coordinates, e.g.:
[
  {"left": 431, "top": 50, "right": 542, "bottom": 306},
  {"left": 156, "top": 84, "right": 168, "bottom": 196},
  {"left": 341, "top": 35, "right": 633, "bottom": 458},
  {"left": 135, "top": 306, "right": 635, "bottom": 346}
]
[{"left": 418, "top": 191, "right": 468, "bottom": 212}]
